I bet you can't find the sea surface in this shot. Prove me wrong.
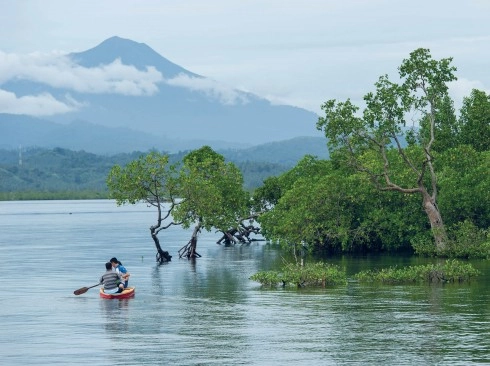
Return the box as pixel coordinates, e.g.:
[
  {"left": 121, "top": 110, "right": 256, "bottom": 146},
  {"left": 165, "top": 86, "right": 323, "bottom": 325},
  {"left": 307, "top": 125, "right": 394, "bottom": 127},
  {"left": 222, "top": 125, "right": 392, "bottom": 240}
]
[{"left": 0, "top": 200, "right": 488, "bottom": 365}]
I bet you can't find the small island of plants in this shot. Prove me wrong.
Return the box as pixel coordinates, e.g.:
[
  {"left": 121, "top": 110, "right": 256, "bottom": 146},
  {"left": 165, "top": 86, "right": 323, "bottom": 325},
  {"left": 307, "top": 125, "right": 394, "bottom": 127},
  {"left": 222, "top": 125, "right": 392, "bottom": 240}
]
[
  {"left": 249, "top": 259, "right": 481, "bottom": 288},
  {"left": 250, "top": 262, "right": 347, "bottom": 288},
  {"left": 354, "top": 259, "right": 481, "bottom": 284}
]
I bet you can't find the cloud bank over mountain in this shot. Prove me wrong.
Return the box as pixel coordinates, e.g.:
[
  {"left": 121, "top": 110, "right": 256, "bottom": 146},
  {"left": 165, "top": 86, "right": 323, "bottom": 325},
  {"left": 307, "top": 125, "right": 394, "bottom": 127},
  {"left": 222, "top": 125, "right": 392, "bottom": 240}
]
[
  {"left": 2, "top": 1, "right": 489, "bottom": 115},
  {"left": 0, "top": 48, "right": 253, "bottom": 117},
  {"left": 0, "top": 37, "right": 321, "bottom": 151}
]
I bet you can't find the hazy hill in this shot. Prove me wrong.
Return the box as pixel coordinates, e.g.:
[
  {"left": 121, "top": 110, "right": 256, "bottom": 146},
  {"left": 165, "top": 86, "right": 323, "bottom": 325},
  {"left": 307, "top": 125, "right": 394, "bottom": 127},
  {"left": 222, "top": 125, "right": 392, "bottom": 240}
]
[
  {"left": 219, "top": 136, "right": 329, "bottom": 165},
  {"left": 0, "top": 113, "right": 251, "bottom": 153}
]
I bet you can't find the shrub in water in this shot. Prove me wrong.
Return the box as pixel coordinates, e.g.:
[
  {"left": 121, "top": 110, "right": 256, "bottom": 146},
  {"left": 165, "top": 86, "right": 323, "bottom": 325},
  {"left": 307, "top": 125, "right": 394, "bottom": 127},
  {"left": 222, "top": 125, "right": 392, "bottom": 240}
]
[
  {"left": 250, "top": 262, "right": 347, "bottom": 288},
  {"left": 354, "top": 259, "right": 481, "bottom": 284}
]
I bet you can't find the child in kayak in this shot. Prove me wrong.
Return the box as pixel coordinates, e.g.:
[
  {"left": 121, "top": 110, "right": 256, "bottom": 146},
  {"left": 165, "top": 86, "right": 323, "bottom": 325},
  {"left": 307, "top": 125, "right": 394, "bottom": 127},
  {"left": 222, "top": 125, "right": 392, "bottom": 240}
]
[{"left": 110, "top": 257, "right": 130, "bottom": 288}]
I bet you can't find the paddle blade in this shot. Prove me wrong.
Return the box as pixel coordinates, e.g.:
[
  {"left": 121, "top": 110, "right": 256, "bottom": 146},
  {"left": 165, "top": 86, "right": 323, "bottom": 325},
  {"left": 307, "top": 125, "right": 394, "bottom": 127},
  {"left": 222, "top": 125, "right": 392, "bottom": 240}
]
[{"left": 74, "top": 287, "right": 89, "bottom": 295}]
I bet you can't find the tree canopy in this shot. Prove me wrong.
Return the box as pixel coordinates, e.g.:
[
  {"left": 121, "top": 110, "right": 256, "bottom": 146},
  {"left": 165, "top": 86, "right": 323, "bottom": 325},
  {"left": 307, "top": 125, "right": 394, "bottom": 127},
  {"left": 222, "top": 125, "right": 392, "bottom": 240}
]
[
  {"left": 172, "top": 146, "right": 249, "bottom": 232},
  {"left": 316, "top": 48, "right": 458, "bottom": 251},
  {"left": 257, "top": 49, "right": 489, "bottom": 259},
  {"left": 106, "top": 147, "right": 251, "bottom": 261},
  {"left": 107, "top": 151, "right": 179, "bottom": 262}
]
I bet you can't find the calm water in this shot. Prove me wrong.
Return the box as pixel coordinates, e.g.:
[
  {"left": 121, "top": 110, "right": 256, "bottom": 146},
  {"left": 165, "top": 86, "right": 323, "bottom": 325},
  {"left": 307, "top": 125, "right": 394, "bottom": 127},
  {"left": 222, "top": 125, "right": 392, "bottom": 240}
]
[{"left": 0, "top": 200, "right": 489, "bottom": 365}]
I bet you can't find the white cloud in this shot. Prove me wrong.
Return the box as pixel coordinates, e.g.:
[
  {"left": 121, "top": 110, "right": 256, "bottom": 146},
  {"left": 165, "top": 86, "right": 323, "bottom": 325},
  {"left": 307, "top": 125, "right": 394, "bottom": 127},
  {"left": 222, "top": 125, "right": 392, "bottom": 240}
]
[
  {"left": 0, "top": 52, "right": 163, "bottom": 96},
  {"left": 0, "top": 51, "right": 165, "bottom": 116},
  {"left": 0, "top": 89, "right": 77, "bottom": 116},
  {"left": 166, "top": 73, "right": 250, "bottom": 105},
  {"left": 0, "top": 51, "right": 254, "bottom": 116}
]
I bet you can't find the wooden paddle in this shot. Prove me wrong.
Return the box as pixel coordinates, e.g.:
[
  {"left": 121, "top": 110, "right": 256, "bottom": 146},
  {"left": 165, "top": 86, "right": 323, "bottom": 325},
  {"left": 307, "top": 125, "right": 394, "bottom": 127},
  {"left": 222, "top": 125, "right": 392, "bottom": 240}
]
[{"left": 74, "top": 283, "right": 101, "bottom": 295}]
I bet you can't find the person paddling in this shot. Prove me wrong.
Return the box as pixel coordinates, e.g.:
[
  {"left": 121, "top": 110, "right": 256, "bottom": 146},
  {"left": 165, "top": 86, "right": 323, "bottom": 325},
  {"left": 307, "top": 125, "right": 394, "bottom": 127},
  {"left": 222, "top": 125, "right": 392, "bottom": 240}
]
[
  {"left": 110, "top": 257, "right": 130, "bottom": 288},
  {"left": 100, "top": 262, "right": 124, "bottom": 294}
]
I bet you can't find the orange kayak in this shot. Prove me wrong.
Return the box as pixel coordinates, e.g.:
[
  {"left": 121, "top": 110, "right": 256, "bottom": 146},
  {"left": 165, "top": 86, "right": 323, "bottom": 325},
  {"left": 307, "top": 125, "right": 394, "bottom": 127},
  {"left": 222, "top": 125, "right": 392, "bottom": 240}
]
[{"left": 99, "top": 287, "right": 135, "bottom": 299}]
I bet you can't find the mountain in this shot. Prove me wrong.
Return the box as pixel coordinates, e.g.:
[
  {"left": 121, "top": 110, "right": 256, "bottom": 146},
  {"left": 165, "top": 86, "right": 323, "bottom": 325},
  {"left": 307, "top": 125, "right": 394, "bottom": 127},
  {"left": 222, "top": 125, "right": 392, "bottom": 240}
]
[
  {"left": 0, "top": 36, "right": 322, "bottom": 153},
  {"left": 71, "top": 37, "right": 202, "bottom": 79}
]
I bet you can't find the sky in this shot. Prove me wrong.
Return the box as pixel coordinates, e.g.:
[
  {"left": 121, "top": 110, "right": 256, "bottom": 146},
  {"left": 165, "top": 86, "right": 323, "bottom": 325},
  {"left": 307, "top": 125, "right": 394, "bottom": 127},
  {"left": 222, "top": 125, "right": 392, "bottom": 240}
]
[{"left": 1, "top": 0, "right": 490, "bottom": 117}]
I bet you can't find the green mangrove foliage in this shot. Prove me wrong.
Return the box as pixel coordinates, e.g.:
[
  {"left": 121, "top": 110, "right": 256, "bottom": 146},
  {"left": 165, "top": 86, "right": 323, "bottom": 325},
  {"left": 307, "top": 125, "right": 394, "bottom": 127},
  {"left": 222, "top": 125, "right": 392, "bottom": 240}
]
[
  {"left": 106, "top": 147, "right": 251, "bottom": 261},
  {"left": 250, "top": 262, "right": 347, "bottom": 288},
  {"left": 0, "top": 190, "right": 109, "bottom": 201},
  {"left": 256, "top": 49, "right": 489, "bottom": 259},
  {"left": 257, "top": 154, "right": 427, "bottom": 255},
  {"left": 107, "top": 151, "right": 180, "bottom": 263},
  {"left": 354, "top": 259, "right": 481, "bottom": 284},
  {"left": 317, "top": 48, "right": 458, "bottom": 251},
  {"left": 436, "top": 147, "right": 490, "bottom": 230},
  {"left": 458, "top": 89, "right": 490, "bottom": 152},
  {"left": 412, "top": 220, "right": 490, "bottom": 259},
  {"left": 250, "top": 260, "right": 481, "bottom": 288},
  {"left": 173, "top": 146, "right": 250, "bottom": 258}
]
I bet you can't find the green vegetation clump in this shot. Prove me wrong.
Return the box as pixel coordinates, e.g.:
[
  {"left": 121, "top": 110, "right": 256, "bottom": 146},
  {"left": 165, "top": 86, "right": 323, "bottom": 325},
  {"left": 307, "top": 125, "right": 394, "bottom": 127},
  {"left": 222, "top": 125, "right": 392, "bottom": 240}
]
[
  {"left": 0, "top": 190, "right": 109, "bottom": 201},
  {"left": 412, "top": 221, "right": 490, "bottom": 259},
  {"left": 250, "top": 262, "right": 347, "bottom": 288},
  {"left": 354, "top": 259, "right": 481, "bottom": 284}
]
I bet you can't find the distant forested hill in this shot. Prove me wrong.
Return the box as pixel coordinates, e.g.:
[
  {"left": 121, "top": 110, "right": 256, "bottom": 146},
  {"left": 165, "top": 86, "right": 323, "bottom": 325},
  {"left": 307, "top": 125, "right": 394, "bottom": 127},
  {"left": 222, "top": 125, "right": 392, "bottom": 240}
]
[
  {"left": 0, "top": 148, "right": 143, "bottom": 197},
  {"left": 0, "top": 143, "right": 326, "bottom": 200}
]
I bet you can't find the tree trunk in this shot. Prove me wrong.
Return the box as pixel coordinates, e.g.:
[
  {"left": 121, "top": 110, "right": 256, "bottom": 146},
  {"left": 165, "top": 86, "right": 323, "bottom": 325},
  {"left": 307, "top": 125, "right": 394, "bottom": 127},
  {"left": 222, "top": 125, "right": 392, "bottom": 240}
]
[
  {"left": 421, "top": 190, "right": 447, "bottom": 251},
  {"left": 188, "top": 236, "right": 198, "bottom": 258},
  {"left": 216, "top": 222, "right": 261, "bottom": 245},
  {"left": 187, "top": 224, "right": 201, "bottom": 258},
  {"left": 151, "top": 229, "right": 172, "bottom": 264},
  {"left": 217, "top": 229, "right": 238, "bottom": 245},
  {"left": 178, "top": 224, "right": 202, "bottom": 259}
]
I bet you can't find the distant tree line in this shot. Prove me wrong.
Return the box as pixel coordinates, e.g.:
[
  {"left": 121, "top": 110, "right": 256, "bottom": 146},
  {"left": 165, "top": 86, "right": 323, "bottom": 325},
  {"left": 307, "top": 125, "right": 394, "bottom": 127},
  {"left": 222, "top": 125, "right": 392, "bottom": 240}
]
[{"left": 0, "top": 146, "right": 291, "bottom": 200}]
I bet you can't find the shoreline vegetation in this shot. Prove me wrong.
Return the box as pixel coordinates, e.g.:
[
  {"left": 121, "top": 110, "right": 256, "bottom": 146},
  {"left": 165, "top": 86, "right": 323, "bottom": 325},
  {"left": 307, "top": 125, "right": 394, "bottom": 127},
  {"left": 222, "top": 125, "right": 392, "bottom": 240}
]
[
  {"left": 0, "top": 191, "right": 109, "bottom": 201},
  {"left": 2, "top": 194, "right": 486, "bottom": 286},
  {"left": 249, "top": 259, "right": 482, "bottom": 288}
]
